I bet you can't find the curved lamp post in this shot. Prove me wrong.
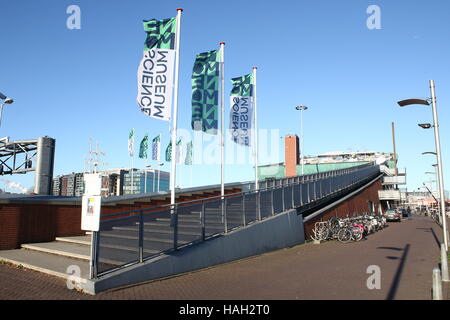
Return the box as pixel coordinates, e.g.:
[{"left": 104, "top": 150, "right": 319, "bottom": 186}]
[
  {"left": 398, "top": 80, "right": 448, "bottom": 250},
  {"left": 0, "top": 92, "right": 14, "bottom": 128}
]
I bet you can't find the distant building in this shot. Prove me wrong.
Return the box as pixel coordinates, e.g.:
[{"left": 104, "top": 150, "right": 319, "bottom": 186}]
[
  {"left": 52, "top": 173, "right": 84, "bottom": 197},
  {"left": 123, "top": 169, "right": 170, "bottom": 195},
  {"left": 51, "top": 168, "right": 170, "bottom": 197},
  {"left": 259, "top": 135, "right": 395, "bottom": 180}
]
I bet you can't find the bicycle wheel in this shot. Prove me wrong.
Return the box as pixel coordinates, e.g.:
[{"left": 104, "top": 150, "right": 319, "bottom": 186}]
[
  {"left": 352, "top": 230, "right": 363, "bottom": 241},
  {"left": 337, "top": 228, "right": 352, "bottom": 243}
]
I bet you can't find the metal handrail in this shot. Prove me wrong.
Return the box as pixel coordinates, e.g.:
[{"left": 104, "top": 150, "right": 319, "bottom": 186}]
[
  {"left": 99, "top": 162, "right": 374, "bottom": 221},
  {"left": 93, "top": 164, "right": 380, "bottom": 278}
]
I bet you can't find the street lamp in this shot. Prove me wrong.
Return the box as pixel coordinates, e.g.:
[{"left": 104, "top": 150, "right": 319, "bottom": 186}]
[
  {"left": 397, "top": 80, "right": 448, "bottom": 250},
  {"left": 418, "top": 123, "right": 432, "bottom": 129},
  {"left": 295, "top": 105, "right": 309, "bottom": 176},
  {"left": 423, "top": 151, "right": 441, "bottom": 204},
  {"left": 0, "top": 92, "right": 14, "bottom": 128}
]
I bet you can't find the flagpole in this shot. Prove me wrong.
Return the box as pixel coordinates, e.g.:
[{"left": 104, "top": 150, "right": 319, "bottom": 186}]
[
  {"left": 131, "top": 128, "right": 134, "bottom": 194},
  {"left": 170, "top": 8, "right": 182, "bottom": 211},
  {"left": 253, "top": 67, "right": 259, "bottom": 191},
  {"left": 158, "top": 133, "right": 161, "bottom": 192},
  {"left": 220, "top": 42, "right": 225, "bottom": 198}
]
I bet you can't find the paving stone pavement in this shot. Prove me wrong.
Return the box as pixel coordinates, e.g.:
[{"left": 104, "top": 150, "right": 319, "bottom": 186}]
[{"left": 0, "top": 215, "right": 445, "bottom": 300}]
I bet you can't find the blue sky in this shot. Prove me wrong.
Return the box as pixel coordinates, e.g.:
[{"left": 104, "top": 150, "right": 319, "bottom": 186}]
[{"left": 1, "top": 0, "right": 450, "bottom": 193}]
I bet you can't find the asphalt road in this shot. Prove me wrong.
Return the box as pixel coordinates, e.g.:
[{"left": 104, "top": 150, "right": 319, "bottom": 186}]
[{"left": 0, "top": 215, "right": 444, "bottom": 300}]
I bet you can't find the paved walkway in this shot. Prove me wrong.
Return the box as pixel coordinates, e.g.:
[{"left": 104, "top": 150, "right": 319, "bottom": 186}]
[{"left": 0, "top": 215, "right": 445, "bottom": 300}]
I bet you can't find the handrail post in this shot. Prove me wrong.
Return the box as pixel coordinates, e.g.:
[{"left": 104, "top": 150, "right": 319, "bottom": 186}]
[
  {"left": 172, "top": 205, "right": 178, "bottom": 250},
  {"left": 282, "top": 185, "right": 285, "bottom": 212},
  {"left": 139, "top": 209, "right": 144, "bottom": 263},
  {"left": 242, "top": 193, "right": 246, "bottom": 226},
  {"left": 90, "top": 231, "right": 99, "bottom": 279},
  {"left": 271, "top": 188, "right": 275, "bottom": 216},
  {"left": 257, "top": 191, "right": 261, "bottom": 221},
  {"left": 292, "top": 183, "right": 295, "bottom": 208},
  {"left": 201, "top": 201, "right": 206, "bottom": 241},
  {"left": 224, "top": 197, "right": 228, "bottom": 234}
]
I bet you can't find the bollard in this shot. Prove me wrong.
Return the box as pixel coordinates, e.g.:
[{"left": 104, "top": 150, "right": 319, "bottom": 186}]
[
  {"left": 441, "top": 243, "right": 450, "bottom": 282},
  {"left": 433, "top": 267, "right": 443, "bottom": 300}
]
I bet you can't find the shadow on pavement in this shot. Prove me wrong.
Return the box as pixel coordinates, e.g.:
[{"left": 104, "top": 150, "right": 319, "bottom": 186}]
[
  {"left": 386, "top": 244, "right": 410, "bottom": 300},
  {"left": 376, "top": 247, "right": 403, "bottom": 251},
  {"left": 416, "top": 228, "right": 441, "bottom": 249}
]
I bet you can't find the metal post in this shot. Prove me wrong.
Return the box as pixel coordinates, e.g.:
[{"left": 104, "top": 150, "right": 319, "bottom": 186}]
[
  {"left": 253, "top": 67, "right": 259, "bottom": 191},
  {"left": 430, "top": 80, "right": 449, "bottom": 250},
  {"left": 292, "top": 184, "right": 295, "bottom": 208},
  {"left": 433, "top": 267, "right": 443, "bottom": 300},
  {"left": 257, "top": 191, "right": 261, "bottom": 220},
  {"left": 392, "top": 122, "right": 398, "bottom": 176},
  {"left": 89, "top": 231, "right": 98, "bottom": 279},
  {"left": 220, "top": 42, "right": 225, "bottom": 199},
  {"left": 139, "top": 210, "right": 144, "bottom": 262},
  {"left": 271, "top": 188, "right": 275, "bottom": 216},
  {"left": 224, "top": 198, "right": 228, "bottom": 233},
  {"left": 0, "top": 103, "right": 4, "bottom": 128},
  {"left": 441, "top": 243, "right": 449, "bottom": 282},
  {"left": 201, "top": 201, "right": 206, "bottom": 241},
  {"left": 173, "top": 205, "right": 178, "bottom": 250},
  {"left": 242, "top": 194, "right": 246, "bottom": 226},
  {"left": 301, "top": 108, "right": 304, "bottom": 175},
  {"left": 169, "top": 8, "right": 183, "bottom": 213},
  {"left": 282, "top": 186, "right": 285, "bottom": 212}
]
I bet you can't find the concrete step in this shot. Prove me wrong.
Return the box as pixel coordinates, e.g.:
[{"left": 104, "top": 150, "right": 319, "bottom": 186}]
[
  {"left": 55, "top": 235, "right": 91, "bottom": 246},
  {"left": 22, "top": 241, "right": 91, "bottom": 261},
  {"left": 21, "top": 238, "right": 151, "bottom": 266},
  {"left": 0, "top": 248, "right": 90, "bottom": 281}
]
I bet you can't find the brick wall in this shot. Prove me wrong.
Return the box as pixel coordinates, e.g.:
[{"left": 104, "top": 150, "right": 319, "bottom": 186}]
[
  {"left": 0, "top": 188, "right": 242, "bottom": 250},
  {"left": 303, "top": 179, "right": 383, "bottom": 239}
]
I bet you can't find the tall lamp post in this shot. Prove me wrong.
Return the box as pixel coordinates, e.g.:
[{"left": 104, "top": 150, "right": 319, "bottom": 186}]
[
  {"left": 0, "top": 92, "right": 14, "bottom": 128},
  {"left": 295, "top": 105, "right": 309, "bottom": 175},
  {"left": 398, "top": 80, "right": 448, "bottom": 250},
  {"left": 422, "top": 152, "right": 440, "bottom": 202},
  {"left": 425, "top": 171, "right": 437, "bottom": 199}
]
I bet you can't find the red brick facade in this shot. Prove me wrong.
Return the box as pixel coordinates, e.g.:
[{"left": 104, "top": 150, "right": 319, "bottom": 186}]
[
  {"left": 0, "top": 188, "right": 242, "bottom": 250},
  {"left": 285, "top": 135, "right": 300, "bottom": 177},
  {"left": 303, "top": 179, "right": 383, "bottom": 239}
]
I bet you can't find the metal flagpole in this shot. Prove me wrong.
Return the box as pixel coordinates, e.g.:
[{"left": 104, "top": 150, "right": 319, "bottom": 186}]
[
  {"left": 253, "top": 67, "right": 259, "bottom": 191},
  {"left": 131, "top": 129, "right": 134, "bottom": 194},
  {"left": 170, "top": 8, "right": 183, "bottom": 212},
  {"left": 220, "top": 42, "right": 225, "bottom": 198},
  {"left": 158, "top": 133, "right": 161, "bottom": 192},
  {"left": 144, "top": 160, "right": 147, "bottom": 193}
]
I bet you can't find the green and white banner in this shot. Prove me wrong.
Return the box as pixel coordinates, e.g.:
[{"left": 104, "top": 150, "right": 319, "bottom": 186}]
[
  {"left": 139, "top": 134, "right": 148, "bottom": 159},
  {"left": 229, "top": 73, "right": 254, "bottom": 147},
  {"left": 137, "top": 17, "right": 177, "bottom": 121},
  {"left": 151, "top": 134, "right": 161, "bottom": 161},
  {"left": 191, "top": 50, "right": 220, "bottom": 134},
  {"left": 128, "top": 128, "right": 134, "bottom": 157}
]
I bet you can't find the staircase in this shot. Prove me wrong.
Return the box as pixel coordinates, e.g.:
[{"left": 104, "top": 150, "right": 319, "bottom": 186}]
[{"left": 0, "top": 197, "right": 264, "bottom": 284}]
